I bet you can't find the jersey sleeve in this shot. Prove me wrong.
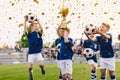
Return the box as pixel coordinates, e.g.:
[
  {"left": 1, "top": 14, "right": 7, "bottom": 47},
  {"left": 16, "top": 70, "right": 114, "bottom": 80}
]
[
  {"left": 83, "top": 40, "right": 87, "bottom": 48},
  {"left": 54, "top": 39, "right": 58, "bottom": 47}
]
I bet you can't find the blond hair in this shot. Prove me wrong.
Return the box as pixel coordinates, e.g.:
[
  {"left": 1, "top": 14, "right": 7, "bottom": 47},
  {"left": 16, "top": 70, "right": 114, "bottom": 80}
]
[
  {"left": 102, "top": 22, "right": 110, "bottom": 31},
  {"left": 57, "top": 27, "right": 70, "bottom": 37}
]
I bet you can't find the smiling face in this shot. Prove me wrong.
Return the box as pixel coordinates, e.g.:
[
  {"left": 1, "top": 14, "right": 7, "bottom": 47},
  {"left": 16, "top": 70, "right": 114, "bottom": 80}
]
[
  {"left": 58, "top": 28, "right": 65, "bottom": 37},
  {"left": 30, "top": 21, "right": 38, "bottom": 32},
  {"left": 57, "top": 28, "right": 70, "bottom": 37},
  {"left": 100, "top": 22, "right": 110, "bottom": 33}
]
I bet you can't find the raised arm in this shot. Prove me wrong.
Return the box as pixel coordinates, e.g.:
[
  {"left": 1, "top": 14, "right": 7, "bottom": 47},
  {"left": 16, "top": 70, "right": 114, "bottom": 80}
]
[
  {"left": 24, "top": 17, "right": 28, "bottom": 34},
  {"left": 37, "top": 18, "right": 43, "bottom": 35},
  {"left": 98, "top": 31, "right": 110, "bottom": 39},
  {"left": 84, "top": 31, "right": 97, "bottom": 42}
]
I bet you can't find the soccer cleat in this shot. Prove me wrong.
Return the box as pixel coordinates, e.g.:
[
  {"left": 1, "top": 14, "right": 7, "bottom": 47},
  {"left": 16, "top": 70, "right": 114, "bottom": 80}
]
[
  {"left": 29, "top": 68, "right": 33, "bottom": 80},
  {"left": 41, "top": 68, "right": 45, "bottom": 75},
  {"left": 29, "top": 75, "right": 33, "bottom": 80}
]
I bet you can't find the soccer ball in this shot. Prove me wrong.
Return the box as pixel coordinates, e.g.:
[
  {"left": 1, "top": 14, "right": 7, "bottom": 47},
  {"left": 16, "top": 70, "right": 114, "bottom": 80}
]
[
  {"left": 57, "top": 44, "right": 61, "bottom": 49},
  {"left": 84, "top": 24, "right": 95, "bottom": 34},
  {"left": 83, "top": 48, "right": 94, "bottom": 58},
  {"left": 27, "top": 13, "right": 37, "bottom": 23}
]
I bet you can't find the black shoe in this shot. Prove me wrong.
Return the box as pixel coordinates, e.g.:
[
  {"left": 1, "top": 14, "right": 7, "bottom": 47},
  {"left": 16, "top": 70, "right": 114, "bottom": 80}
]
[
  {"left": 41, "top": 68, "right": 45, "bottom": 75},
  {"left": 29, "top": 74, "right": 33, "bottom": 80},
  {"left": 29, "top": 68, "right": 33, "bottom": 80},
  {"left": 29, "top": 77, "right": 33, "bottom": 80}
]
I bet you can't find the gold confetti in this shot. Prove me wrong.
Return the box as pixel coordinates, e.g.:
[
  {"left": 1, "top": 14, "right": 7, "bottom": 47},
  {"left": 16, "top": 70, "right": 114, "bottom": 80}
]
[
  {"left": 45, "top": 27, "right": 49, "bottom": 29},
  {"left": 34, "top": 0, "right": 39, "bottom": 4},
  {"left": 9, "top": 17, "right": 12, "bottom": 20},
  {"left": 113, "top": 2, "right": 116, "bottom": 4},
  {"left": 62, "top": 0, "right": 66, "bottom": 2},
  {"left": 19, "top": 23, "right": 24, "bottom": 27},
  {"left": 94, "top": 2, "right": 98, "bottom": 7},
  {"left": 57, "top": 16, "right": 60, "bottom": 18},
  {"left": 118, "top": 12, "right": 120, "bottom": 14},
  {"left": 78, "top": 16, "right": 80, "bottom": 18},
  {"left": 82, "top": 4, "right": 85, "bottom": 7},
  {"left": 104, "top": 12, "right": 108, "bottom": 14},
  {"left": 52, "top": 4, "right": 55, "bottom": 6},
  {"left": 82, "top": 32, "right": 84, "bottom": 36},
  {"left": 109, "top": 17, "right": 114, "bottom": 21},
  {"left": 41, "top": 12, "right": 45, "bottom": 15},
  {"left": 11, "top": 3, "right": 14, "bottom": 6},
  {"left": 91, "top": 12, "right": 94, "bottom": 15},
  {"left": 71, "top": 13, "right": 75, "bottom": 15}
]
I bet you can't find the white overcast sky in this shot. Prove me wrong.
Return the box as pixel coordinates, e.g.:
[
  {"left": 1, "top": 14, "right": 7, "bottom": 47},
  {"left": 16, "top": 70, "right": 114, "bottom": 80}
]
[{"left": 0, "top": 0, "right": 120, "bottom": 48}]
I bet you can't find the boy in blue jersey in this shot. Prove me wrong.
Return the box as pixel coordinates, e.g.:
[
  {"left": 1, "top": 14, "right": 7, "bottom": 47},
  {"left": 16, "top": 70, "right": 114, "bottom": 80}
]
[
  {"left": 55, "top": 17, "right": 73, "bottom": 80},
  {"left": 85, "top": 22, "right": 116, "bottom": 80},
  {"left": 24, "top": 17, "right": 45, "bottom": 80},
  {"left": 54, "top": 28, "right": 63, "bottom": 80},
  {"left": 82, "top": 34, "right": 99, "bottom": 80}
]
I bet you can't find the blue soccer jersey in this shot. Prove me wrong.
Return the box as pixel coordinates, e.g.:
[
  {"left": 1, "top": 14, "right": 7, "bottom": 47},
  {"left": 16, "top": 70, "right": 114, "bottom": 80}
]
[
  {"left": 96, "top": 33, "right": 114, "bottom": 58},
  {"left": 83, "top": 39, "right": 99, "bottom": 62},
  {"left": 55, "top": 38, "right": 62, "bottom": 60},
  {"left": 55, "top": 37, "right": 73, "bottom": 60},
  {"left": 27, "top": 31, "right": 43, "bottom": 54}
]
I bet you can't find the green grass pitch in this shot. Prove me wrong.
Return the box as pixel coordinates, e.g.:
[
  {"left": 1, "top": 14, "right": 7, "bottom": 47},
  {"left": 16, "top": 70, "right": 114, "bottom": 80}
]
[{"left": 0, "top": 62, "right": 120, "bottom": 80}]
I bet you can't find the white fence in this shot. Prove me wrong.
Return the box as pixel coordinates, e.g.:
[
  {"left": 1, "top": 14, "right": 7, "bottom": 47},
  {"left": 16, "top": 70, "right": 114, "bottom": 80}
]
[
  {"left": 0, "top": 48, "right": 120, "bottom": 64},
  {"left": 0, "top": 48, "right": 28, "bottom": 64},
  {"left": 0, "top": 53, "right": 27, "bottom": 64}
]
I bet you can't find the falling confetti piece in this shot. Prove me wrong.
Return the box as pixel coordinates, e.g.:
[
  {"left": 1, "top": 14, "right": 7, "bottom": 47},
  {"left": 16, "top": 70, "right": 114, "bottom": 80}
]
[
  {"left": 82, "top": 33, "right": 84, "bottom": 36},
  {"left": 71, "top": 13, "right": 75, "bottom": 15},
  {"left": 11, "top": 3, "right": 14, "bottom": 6},
  {"left": 62, "top": 0, "right": 66, "bottom": 2},
  {"left": 9, "top": 17, "right": 12, "bottom": 20},
  {"left": 34, "top": 0, "right": 39, "bottom": 4},
  {"left": 113, "top": 2, "right": 116, "bottom": 4},
  {"left": 104, "top": 12, "right": 108, "bottom": 14},
  {"left": 57, "top": 16, "right": 60, "bottom": 18},
  {"left": 109, "top": 17, "right": 114, "bottom": 21},
  {"left": 45, "top": 27, "right": 49, "bottom": 29},
  {"left": 78, "top": 16, "right": 80, "bottom": 18},
  {"left": 19, "top": 23, "right": 24, "bottom": 27},
  {"left": 82, "top": 4, "right": 85, "bottom": 7},
  {"left": 91, "top": 12, "right": 94, "bottom": 15},
  {"left": 41, "top": 12, "right": 45, "bottom": 15},
  {"left": 118, "top": 12, "right": 120, "bottom": 14},
  {"left": 52, "top": 4, "right": 55, "bottom": 6},
  {"left": 118, "top": 34, "right": 120, "bottom": 40},
  {"left": 94, "top": 2, "right": 98, "bottom": 7}
]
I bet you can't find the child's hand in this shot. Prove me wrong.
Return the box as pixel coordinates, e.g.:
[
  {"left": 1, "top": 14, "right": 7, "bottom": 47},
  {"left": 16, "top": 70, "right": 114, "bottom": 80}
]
[
  {"left": 94, "top": 27, "right": 101, "bottom": 34},
  {"left": 24, "top": 15, "right": 28, "bottom": 22}
]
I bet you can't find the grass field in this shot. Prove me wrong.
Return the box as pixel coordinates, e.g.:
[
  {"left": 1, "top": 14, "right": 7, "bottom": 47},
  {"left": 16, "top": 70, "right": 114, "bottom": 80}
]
[{"left": 0, "top": 62, "right": 120, "bottom": 80}]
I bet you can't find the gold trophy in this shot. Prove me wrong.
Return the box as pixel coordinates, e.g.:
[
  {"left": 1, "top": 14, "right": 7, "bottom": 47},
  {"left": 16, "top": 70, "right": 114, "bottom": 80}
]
[{"left": 59, "top": 7, "right": 71, "bottom": 28}]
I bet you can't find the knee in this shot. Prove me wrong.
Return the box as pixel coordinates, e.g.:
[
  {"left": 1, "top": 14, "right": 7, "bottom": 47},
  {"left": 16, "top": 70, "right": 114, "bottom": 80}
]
[
  {"left": 28, "top": 63, "right": 33, "bottom": 68},
  {"left": 67, "top": 73, "right": 72, "bottom": 79},
  {"left": 62, "top": 74, "right": 66, "bottom": 80},
  {"left": 91, "top": 64, "right": 97, "bottom": 70}
]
